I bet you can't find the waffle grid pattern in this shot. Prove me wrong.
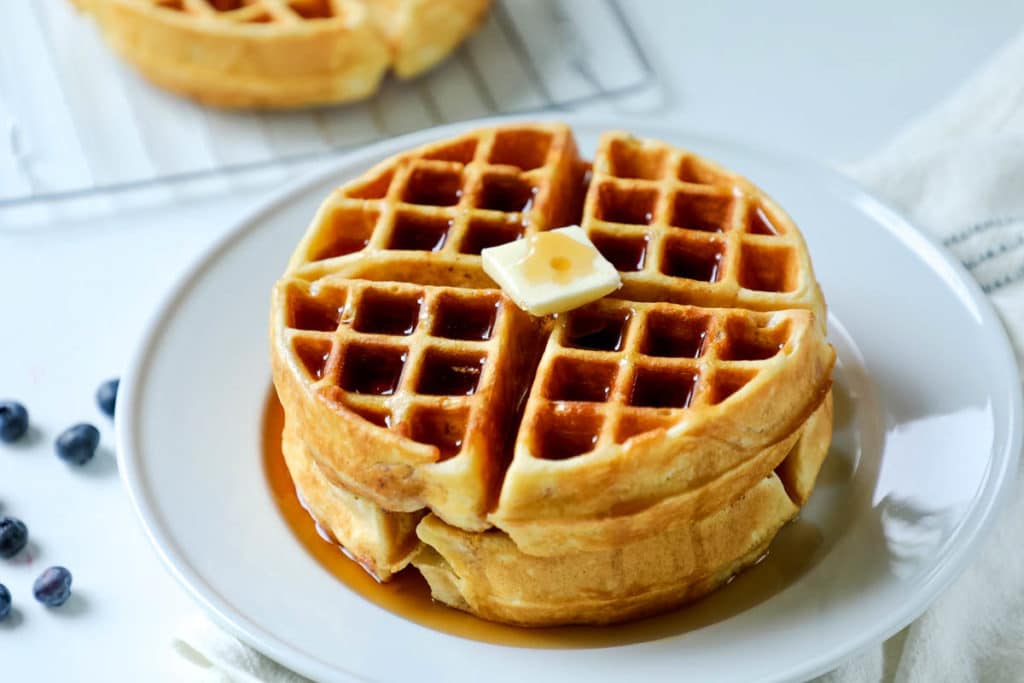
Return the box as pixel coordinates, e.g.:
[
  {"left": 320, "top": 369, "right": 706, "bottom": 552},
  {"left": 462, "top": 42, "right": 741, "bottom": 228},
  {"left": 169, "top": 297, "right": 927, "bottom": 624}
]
[
  {"left": 280, "top": 125, "right": 823, "bottom": 466},
  {"left": 283, "top": 279, "right": 517, "bottom": 460},
  {"left": 151, "top": 0, "right": 346, "bottom": 23},
  {"left": 523, "top": 300, "right": 793, "bottom": 460},
  {"left": 297, "top": 131, "right": 811, "bottom": 311},
  {"left": 284, "top": 281, "right": 799, "bottom": 464},
  {"left": 297, "top": 127, "right": 580, "bottom": 268},
  {"left": 585, "top": 135, "right": 807, "bottom": 299}
]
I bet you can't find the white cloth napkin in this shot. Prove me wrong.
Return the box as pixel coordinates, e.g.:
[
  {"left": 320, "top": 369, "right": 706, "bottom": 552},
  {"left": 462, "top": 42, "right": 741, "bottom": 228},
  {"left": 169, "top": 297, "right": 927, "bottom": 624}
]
[
  {"left": 817, "top": 30, "right": 1024, "bottom": 683},
  {"left": 169, "top": 615, "right": 310, "bottom": 683},
  {"left": 171, "top": 33, "right": 1024, "bottom": 683}
]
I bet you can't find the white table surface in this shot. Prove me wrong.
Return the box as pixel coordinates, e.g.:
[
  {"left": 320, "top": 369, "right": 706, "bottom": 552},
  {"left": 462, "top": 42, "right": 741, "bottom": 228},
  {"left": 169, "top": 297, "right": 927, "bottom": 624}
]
[{"left": 2, "top": 2, "right": 1022, "bottom": 680}]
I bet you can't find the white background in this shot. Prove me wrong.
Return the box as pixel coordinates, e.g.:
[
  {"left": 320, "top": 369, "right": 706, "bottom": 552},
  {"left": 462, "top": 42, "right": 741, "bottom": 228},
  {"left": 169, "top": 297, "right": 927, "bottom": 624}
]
[{"left": 2, "top": 1, "right": 1023, "bottom": 680}]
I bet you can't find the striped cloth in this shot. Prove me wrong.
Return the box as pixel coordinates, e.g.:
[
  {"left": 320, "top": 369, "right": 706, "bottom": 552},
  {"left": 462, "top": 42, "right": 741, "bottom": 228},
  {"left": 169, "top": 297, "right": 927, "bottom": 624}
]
[
  {"left": 822, "top": 31, "right": 1024, "bottom": 683},
  {"left": 845, "top": 32, "right": 1024, "bottom": 365}
]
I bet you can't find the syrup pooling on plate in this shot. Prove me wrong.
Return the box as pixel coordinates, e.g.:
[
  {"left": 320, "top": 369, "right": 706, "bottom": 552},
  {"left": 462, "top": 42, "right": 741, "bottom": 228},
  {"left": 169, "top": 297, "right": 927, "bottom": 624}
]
[{"left": 262, "top": 389, "right": 829, "bottom": 646}]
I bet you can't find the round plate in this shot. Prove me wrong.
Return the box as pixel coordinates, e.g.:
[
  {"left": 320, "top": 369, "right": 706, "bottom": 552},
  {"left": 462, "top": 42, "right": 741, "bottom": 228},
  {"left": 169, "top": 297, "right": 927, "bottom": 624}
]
[{"left": 117, "top": 116, "right": 1022, "bottom": 683}]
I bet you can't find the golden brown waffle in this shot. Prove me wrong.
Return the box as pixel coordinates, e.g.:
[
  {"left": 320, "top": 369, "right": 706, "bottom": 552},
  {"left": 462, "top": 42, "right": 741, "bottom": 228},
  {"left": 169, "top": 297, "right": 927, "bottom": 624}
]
[
  {"left": 73, "top": 0, "right": 490, "bottom": 108},
  {"left": 280, "top": 392, "right": 832, "bottom": 625},
  {"left": 281, "top": 416, "right": 422, "bottom": 580},
  {"left": 366, "top": 0, "right": 492, "bottom": 78},
  {"left": 415, "top": 395, "right": 833, "bottom": 626},
  {"left": 273, "top": 277, "right": 542, "bottom": 531},
  {"left": 777, "top": 389, "right": 834, "bottom": 505},
  {"left": 284, "top": 124, "right": 586, "bottom": 281},
  {"left": 273, "top": 124, "right": 585, "bottom": 531},
  {"left": 586, "top": 133, "right": 826, "bottom": 321},
  {"left": 492, "top": 299, "right": 831, "bottom": 555},
  {"left": 270, "top": 123, "right": 835, "bottom": 625},
  {"left": 415, "top": 474, "right": 796, "bottom": 626},
  {"left": 273, "top": 124, "right": 833, "bottom": 538}
]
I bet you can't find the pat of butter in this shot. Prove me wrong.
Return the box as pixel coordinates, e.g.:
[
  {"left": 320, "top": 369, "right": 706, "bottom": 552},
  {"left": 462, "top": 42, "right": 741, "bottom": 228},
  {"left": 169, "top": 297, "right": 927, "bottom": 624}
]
[{"left": 481, "top": 226, "right": 621, "bottom": 316}]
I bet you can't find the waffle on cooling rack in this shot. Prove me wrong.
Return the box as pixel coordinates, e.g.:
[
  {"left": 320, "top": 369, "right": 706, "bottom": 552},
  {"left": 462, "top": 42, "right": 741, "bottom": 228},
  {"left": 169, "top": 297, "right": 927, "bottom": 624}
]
[
  {"left": 270, "top": 123, "right": 835, "bottom": 625},
  {"left": 72, "top": 0, "right": 491, "bottom": 108}
]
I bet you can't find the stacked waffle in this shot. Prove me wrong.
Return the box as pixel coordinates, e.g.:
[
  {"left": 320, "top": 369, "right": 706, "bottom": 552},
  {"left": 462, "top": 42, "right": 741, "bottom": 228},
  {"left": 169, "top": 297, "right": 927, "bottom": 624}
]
[
  {"left": 72, "top": 0, "right": 491, "bottom": 108},
  {"left": 270, "top": 123, "right": 835, "bottom": 626}
]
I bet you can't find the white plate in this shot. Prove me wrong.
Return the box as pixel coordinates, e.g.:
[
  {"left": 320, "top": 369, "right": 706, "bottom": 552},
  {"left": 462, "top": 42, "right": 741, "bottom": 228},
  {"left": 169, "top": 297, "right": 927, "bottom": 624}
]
[{"left": 116, "top": 117, "right": 1022, "bottom": 683}]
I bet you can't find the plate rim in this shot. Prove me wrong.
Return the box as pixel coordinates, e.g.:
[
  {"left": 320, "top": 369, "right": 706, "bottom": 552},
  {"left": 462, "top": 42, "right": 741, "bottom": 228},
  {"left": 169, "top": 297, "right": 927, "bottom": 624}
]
[{"left": 115, "top": 113, "right": 1023, "bottom": 683}]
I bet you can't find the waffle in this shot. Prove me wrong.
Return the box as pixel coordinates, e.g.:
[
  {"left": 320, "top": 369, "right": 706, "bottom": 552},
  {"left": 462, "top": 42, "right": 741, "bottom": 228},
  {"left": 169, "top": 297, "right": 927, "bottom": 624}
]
[
  {"left": 416, "top": 473, "right": 796, "bottom": 626},
  {"left": 366, "top": 0, "right": 492, "bottom": 78},
  {"left": 279, "top": 392, "right": 832, "bottom": 625},
  {"left": 73, "top": 0, "right": 490, "bottom": 108},
  {"left": 273, "top": 124, "right": 833, "bottom": 532},
  {"left": 587, "top": 133, "right": 826, "bottom": 322},
  {"left": 415, "top": 393, "right": 832, "bottom": 625},
  {"left": 493, "top": 300, "right": 830, "bottom": 555},
  {"left": 270, "top": 123, "right": 835, "bottom": 624},
  {"left": 280, "top": 416, "right": 422, "bottom": 580}
]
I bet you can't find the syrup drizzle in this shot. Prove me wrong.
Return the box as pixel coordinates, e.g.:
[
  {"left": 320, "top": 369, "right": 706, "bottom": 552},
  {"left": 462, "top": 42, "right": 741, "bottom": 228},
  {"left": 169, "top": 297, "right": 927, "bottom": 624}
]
[
  {"left": 262, "top": 389, "right": 824, "bottom": 648},
  {"left": 518, "top": 232, "right": 598, "bottom": 285}
]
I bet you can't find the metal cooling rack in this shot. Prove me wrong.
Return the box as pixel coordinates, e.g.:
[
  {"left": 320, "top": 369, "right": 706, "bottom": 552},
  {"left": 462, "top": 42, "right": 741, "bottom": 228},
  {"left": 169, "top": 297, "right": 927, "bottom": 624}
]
[{"left": 0, "top": 0, "right": 656, "bottom": 214}]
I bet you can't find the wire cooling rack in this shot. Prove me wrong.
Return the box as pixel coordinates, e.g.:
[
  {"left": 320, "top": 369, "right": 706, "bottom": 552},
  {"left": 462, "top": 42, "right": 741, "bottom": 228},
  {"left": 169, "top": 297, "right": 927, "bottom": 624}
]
[{"left": 0, "top": 0, "right": 656, "bottom": 217}]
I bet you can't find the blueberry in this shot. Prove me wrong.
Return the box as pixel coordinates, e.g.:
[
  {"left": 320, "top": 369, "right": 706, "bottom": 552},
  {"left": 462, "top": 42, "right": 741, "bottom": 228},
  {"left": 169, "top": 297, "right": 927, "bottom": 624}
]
[
  {"left": 0, "top": 517, "right": 28, "bottom": 559},
  {"left": 96, "top": 379, "right": 119, "bottom": 418},
  {"left": 55, "top": 423, "right": 100, "bottom": 465},
  {"left": 0, "top": 401, "right": 29, "bottom": 443},
  {"left": 0, "top": 584, "right": 10, "bottom": 621},
  {"left": 34, "top": 566, "right": 72, "bottom": 607}
]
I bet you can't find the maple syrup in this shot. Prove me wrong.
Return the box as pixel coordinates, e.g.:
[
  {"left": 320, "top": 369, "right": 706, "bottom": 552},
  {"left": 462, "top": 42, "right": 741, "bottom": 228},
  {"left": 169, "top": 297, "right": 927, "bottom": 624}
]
[
  {"left": 417, "top": 352, "right": 484, "bottom": 396},
  {"left": 293, "top": 341, "right": 331, "bottom": 379},
  {"left": 565, "top": 308, "right": 630, "bottom": 352},
  {"left": 518, "top": 231, "right": 598, "bottom": 286},
  {"left": 547, "top": 358, "right": 615, "bottom": 402},
  {"left": 388, "top": 214, "right": 450, "bottom": 252},
  {"left": 662, "top": 238, "right": 723, "bottom": 283},
  {"left": 290, "top": 297, "right": 342, "bottom": 332},
  {"left": 313, "top": 234, "right": 370, "bottom": 261},
  {"left": 590, "top": 233, "right": 648, "bottom": 272},
  {"left": 312, "top": 207, "right": 378, "bottom": 261},
  {"left": 597, "top": 184, "right": 656, "bottom": 226},
  {"left": 631, "top": 366, "right": 698, "bottom": 409},
  {"left": 480, "top": 175, "right": 536, "bottom": 213},
  {"left": 339, "top": 346, "right": 406, "bottom": 395},
  {"left": 533, "top": 409, "right": 603, "bottom": 460},
  {"left": 407, "top": 406, "right": 466, "bottom": 460},
  {"left": 353, "top": 292, "right": 421, "bottom": 336},
  {"left": 402, "top": 168, "right": 462, "bottom": 207},
  {"left": 749, "top": 206, "right": 781, "bottom": 236},
  {"left": 643, "top": 313, "right": 708, "bottom": 358},
  {"left": 432, "top": 296, "right": 498, "bottom": 341},
  {"left": 262, "top": 389, "right": 826, "bottom": 648},
  {"left": 460, "top": 219, "right": 525, "bottom": 255}
]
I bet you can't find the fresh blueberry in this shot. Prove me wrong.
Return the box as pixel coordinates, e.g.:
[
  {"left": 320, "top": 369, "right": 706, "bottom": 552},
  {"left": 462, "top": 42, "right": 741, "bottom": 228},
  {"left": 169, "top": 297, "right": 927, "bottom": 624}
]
[
  {"left": 55, "top": 423, "right": 100, "bottom": 465},
  {"left": 96, "top": 379, "right": 119, "bottom": 418},
  {"left": 0, "top": 584, "right": 10, "bottom": 621},
  {"left": 0, "top": 517, "right": 28, "bottom": 559},
  {"left": 34, "top": 566, "right": 72, "bottom": 607},
  {"left": 0, "top": 401, "right": 29, "bottom": 443}
]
